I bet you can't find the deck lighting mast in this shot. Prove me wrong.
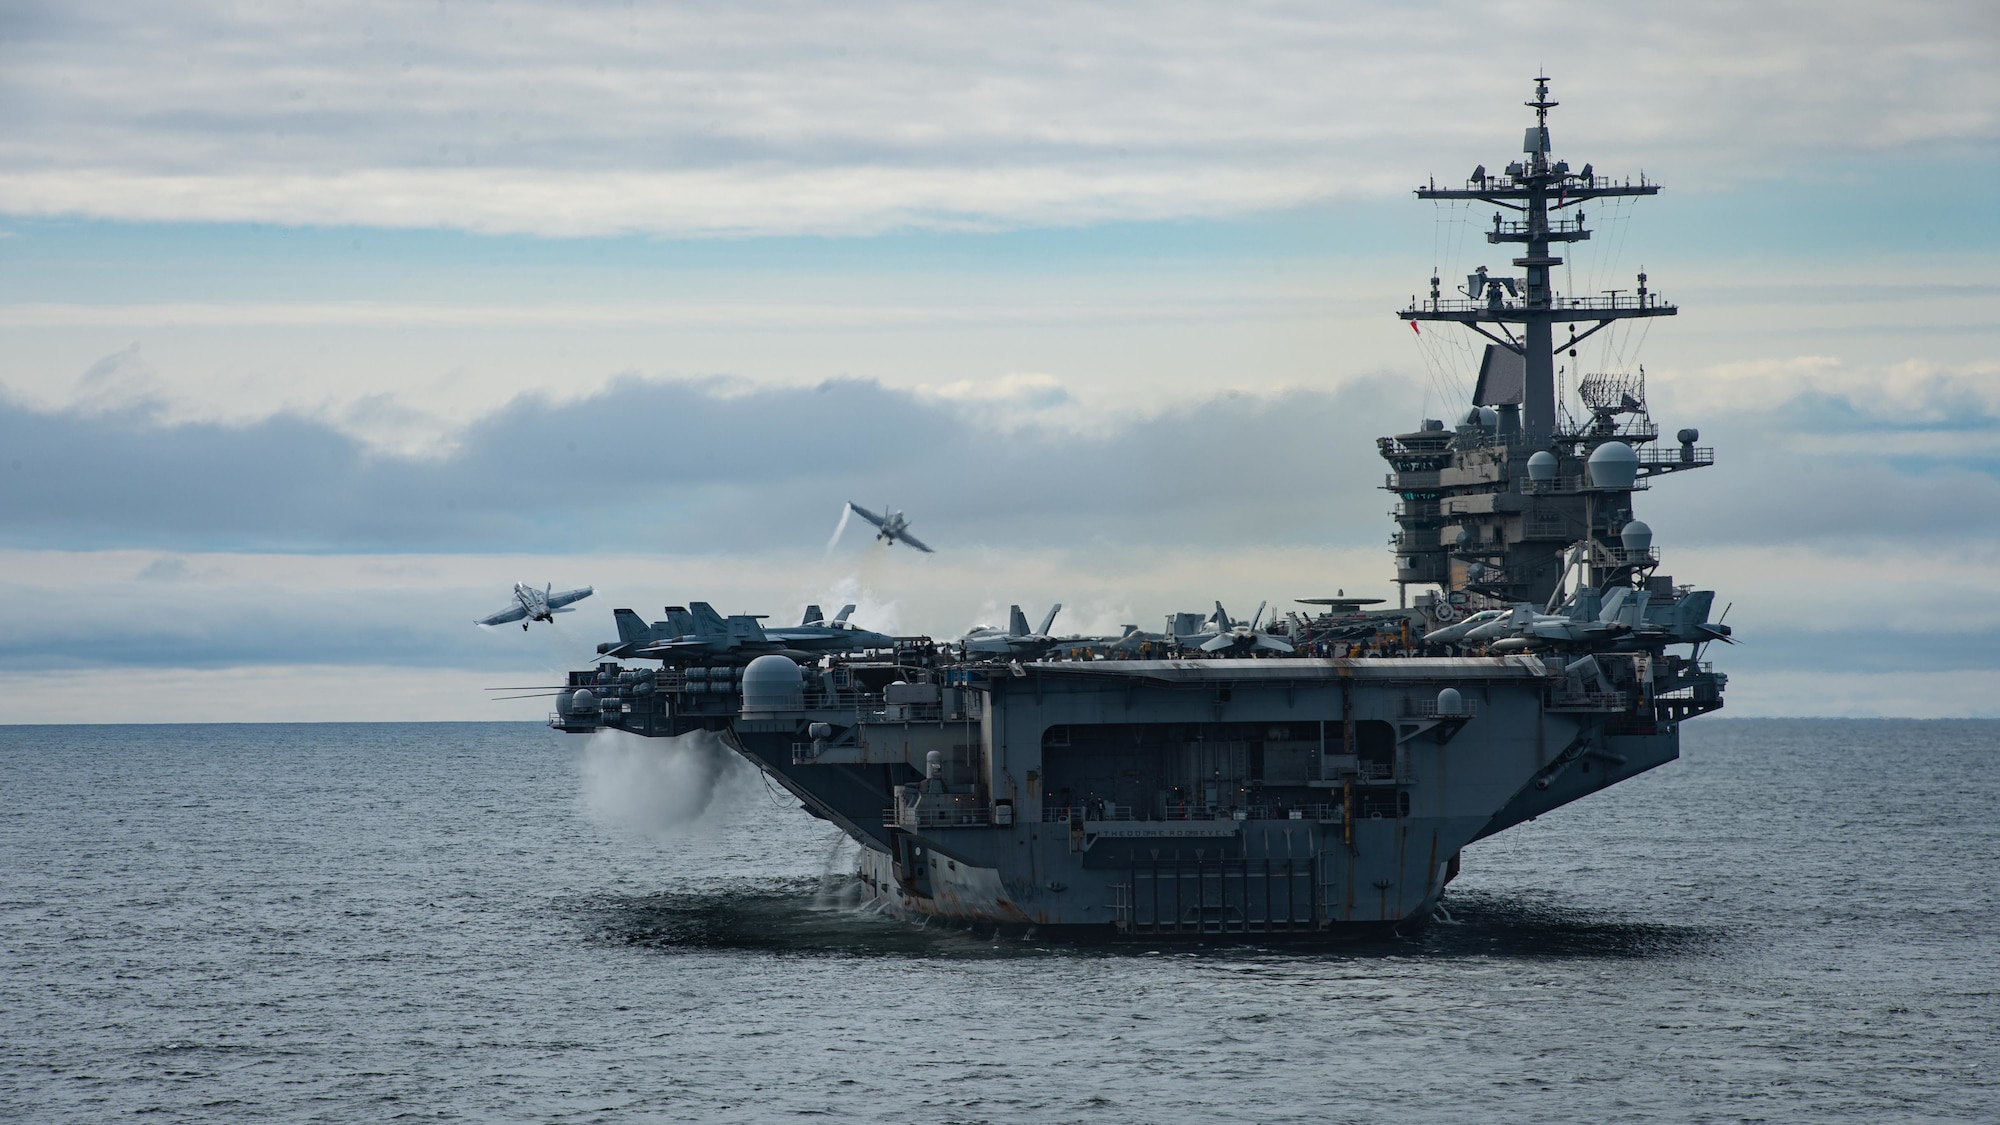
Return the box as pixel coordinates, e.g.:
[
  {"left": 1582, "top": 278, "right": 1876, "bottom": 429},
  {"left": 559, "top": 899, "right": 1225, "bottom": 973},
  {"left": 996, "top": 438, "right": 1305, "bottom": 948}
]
[{"left": 1400, "top": 76, "right": 1675, "bottom": 440}]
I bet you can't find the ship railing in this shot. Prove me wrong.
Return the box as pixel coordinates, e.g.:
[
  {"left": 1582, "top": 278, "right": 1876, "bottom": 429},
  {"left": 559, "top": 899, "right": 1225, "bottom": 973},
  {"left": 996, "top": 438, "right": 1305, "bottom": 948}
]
[
  {"left": 1520, "top": 472, "right": 1650, "bottom": 494},
  {"left": 1384, "top": 471, "right": 1443, "bottom": 490},
  {"left": 1521, "top": 473, "right": 1583, "bottom": 494},
  {"left": 1225, "top": 804, "right": 1346, "bottom": 822},
  {"left": 801, "top": 689, "right": 880, "bottom": 712},
  {"left": 1606, "top": 546, "right": 1661, "bottom": 566},
  {"left": 1594, "top": 419, "right": 1660, "bottom": 442},
  {"left": 1490, "top": 217, "right": 1589, "bottom": 238},
  {"left": 1402, "top": 697, "right": 1478, "bottom": 719},
  {"left": 1399, "top": 294, "right": 1673, "bottom": 316},
  {"left": 1638, "top": 445, "right": 1715, "bottom": 470},
  {"left": 1377, "top": 435, "right": 1454, "bottom": 457},
  {"left": 1654, "top": 663, "right": 1724, "bottom": 700},
  {"left": 1043, "top": 803, "right": 1135, "bottom": 823},
  {"left": 1045, "top": 804, "right": 1347, "bottom": 824},
  {"left": 857, "top": 702, "right": 944, "bottom": 723},
  {"left": 884, "top": 805, "right": 993, "bottom": 829},
  {"left": 1545, "top": 689, "right": 1632, "bottom": 712}
]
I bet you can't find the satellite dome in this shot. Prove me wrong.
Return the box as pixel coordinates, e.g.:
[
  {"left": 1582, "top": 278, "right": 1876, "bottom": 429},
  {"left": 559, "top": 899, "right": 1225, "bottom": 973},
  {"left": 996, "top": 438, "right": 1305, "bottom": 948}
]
[
  {"left": 1620, "top": 519, "right": 1654, "bottom": 554},
  {"left": 1437, "top": 687, "right": 1464, "bottom": 714},
  {"left": 1527, "top": 450, "right": 1557, "bottom": 482},
  {"left": 1454, "top": 528, "right": 1472, "bottom": 549},
  {"left": 1586, "top": 441, "right": 1639, "bottom": 489},
  {"left": 1467, "top": 562, "right": 1486, "bottom": 581},
  {"left": 740, "top": 654, "right": 805, "bottom": 713},
  {"left": 569, "top": 688, "right": 597, "bottom": 713}
]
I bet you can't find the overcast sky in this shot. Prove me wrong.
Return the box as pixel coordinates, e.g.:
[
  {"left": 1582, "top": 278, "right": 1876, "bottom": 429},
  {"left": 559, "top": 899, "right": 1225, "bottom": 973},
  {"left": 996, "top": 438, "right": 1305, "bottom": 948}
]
[{"left": 2, "top": 0, "right": 1997, "bottom": 719}]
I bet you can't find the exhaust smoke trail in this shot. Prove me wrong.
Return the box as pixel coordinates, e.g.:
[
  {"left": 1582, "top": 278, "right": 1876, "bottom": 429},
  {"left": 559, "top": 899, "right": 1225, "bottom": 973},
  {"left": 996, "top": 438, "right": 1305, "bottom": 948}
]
[{"left": 822, "top": 503, "right": 853, "bottom": 559}]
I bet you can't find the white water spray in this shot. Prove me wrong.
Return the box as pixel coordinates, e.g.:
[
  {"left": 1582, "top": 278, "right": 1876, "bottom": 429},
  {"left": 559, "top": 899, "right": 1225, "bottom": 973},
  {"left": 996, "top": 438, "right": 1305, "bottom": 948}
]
[
  {"left": 812, "top": 829, "right": 865, "bottom": 909},
  {"left": 576, "top": 727, "right": 753, "bottom": 838}
]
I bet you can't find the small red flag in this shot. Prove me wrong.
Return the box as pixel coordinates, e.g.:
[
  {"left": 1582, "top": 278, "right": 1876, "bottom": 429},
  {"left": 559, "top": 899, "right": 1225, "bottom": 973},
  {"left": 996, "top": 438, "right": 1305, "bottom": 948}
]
[{"left": 1409, "top": 321, "right": 1420, "bottom": 335}]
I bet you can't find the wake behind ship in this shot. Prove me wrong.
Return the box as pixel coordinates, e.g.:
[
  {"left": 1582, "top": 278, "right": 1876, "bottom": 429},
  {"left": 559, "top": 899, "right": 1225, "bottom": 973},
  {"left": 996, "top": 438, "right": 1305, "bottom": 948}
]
[{"left": 545, "top": 78, "right": 1731, "bottom": 938}]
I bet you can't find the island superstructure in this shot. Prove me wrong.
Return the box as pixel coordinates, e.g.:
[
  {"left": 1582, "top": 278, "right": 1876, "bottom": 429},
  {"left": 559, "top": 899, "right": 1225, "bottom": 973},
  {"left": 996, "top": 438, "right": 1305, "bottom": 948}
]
[
  {"left": 1386, "top": 75, "right": 1709, "bottom": 611},
  {"left": 544, "top": 80, "right": 1730, "bottom": 938}
]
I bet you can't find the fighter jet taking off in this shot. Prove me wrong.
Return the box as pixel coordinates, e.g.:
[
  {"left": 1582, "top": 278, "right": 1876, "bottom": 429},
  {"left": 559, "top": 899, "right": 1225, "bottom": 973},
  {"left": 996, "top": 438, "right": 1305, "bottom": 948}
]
[
  {"left": 477, "top": 582, "right": 594, "bottom": 630},
  {"left": 840, "top": 502, "right": 933, "bottom": 553}
]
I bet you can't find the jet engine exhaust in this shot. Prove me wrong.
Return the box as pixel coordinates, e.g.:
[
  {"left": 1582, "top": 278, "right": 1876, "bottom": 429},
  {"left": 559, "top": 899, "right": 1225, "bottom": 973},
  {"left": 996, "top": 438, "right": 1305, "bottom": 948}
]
[{"left": 822, "top": 503, "right": 853, "bottom": 559}]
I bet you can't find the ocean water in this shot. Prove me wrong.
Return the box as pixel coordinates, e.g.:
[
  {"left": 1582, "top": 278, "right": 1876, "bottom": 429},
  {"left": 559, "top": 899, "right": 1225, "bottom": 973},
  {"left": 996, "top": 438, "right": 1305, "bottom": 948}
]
[{"left": 2, "top": 719, "right": 1995, "bottom": 1123}]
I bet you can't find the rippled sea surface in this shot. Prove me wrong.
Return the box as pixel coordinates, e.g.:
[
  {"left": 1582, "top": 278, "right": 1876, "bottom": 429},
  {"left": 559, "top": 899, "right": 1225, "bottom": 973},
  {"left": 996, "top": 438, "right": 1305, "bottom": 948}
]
[{"left": 3, "top": 719, "right": 1996, "bottom": 1123}]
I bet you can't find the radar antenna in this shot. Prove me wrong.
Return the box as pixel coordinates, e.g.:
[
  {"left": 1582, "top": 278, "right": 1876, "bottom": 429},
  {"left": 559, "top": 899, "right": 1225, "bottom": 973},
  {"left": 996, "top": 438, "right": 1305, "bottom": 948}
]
[{"left": 1400, "top": 76, "right": 1675, "bottom": 439}]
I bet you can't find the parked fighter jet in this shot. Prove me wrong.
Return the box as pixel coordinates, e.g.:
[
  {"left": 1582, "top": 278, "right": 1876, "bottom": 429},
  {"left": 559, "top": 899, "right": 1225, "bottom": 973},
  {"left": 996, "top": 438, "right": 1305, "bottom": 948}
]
[
  {"left": 599, "top": 601, "right": 893, "bottom": 660},
  {"left": 1446, "top": 585, "right": 1734, "bottom": 654},
  {"left": 799, "top": 604, "right": 856, "bottom": 628},
  {"left": 477, "top": 582, "right": 594, "bottom": 630},
  {"left": 1193, "top": 601, "right": 1295, "bottom": 655},
  {"left": 1452, "top": 600, "right": 1629, "bottom": 650},
  {"left": 1047, "top": 625, "right": 1160, "bottom": 660},
  {"left": 1491, "top": 587, "right": 1734, "bottom": 652},
  {"left": 843, "top": 502, "right": 933, "bottom": 553},
  {"left": 1423, "top": 608, "right": 1508, "bottom": 647},
  {"left": 962, "top": 604, "right": 1062, "bottom": 659},
  {"left": 766, "top": 604, "right": 896, "bottom": 655}
]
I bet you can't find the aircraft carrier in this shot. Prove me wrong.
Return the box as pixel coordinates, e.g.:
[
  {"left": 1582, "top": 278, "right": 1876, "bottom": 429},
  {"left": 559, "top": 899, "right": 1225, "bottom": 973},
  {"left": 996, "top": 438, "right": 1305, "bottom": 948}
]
[{"left": 546, "top": 78, "right": 1731, "bottom": 938}]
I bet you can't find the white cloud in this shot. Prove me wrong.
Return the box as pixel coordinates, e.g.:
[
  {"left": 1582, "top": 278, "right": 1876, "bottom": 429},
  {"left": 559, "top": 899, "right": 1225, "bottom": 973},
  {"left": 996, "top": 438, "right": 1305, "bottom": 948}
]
[
  {"left": 2, "top": 0, "right": 1993, "bottom": 235},
  {"left": 1652, "top": 355, "right": 2000, "bottom": 425}
]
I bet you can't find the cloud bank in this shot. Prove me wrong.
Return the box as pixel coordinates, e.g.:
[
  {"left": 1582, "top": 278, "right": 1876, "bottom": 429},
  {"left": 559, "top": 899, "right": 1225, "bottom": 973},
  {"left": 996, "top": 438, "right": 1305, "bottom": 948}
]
[
  {"left": 2, "top": 0, "right": 1993, "bottom": 234},
  {"left": 0, "top": 375, "right": 1409, "bottom": 553},
  {"left": 4, "top": 358, "right": 1995, "bottom": 555}
]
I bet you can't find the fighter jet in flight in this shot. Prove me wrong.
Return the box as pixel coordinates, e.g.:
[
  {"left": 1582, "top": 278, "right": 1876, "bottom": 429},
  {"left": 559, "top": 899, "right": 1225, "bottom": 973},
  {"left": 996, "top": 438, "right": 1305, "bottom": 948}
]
[
  {"left": 477, "top": 582, "right": 594, "bottom": 631},
  {"left": 844, "top": 502, "right": 934, "bottom": 553}
]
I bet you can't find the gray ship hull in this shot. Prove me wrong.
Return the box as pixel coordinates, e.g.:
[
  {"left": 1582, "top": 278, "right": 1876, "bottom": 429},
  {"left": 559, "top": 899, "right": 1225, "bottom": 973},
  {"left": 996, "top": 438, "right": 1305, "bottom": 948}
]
[{"left": 693, "top": 655, "right": 1688, "bottom": 938}]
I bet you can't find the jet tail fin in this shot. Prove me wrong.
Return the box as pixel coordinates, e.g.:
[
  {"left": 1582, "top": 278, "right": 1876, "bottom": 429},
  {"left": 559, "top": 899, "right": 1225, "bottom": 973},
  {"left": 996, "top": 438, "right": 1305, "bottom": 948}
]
[
  {"left": 688, "top": 602, "right": 731, "bottom": 638},
  {"left": 613, "top": 609, "right": 650, "bottom": 644},
  {"left": 1037, "top": 603, "right": 1062, "bottom": 637},
  {"left": 833, "top": 604, "right": 856, "bottom": 626},
  {"left": 661, "top": 606, "right": 699, "bottom": 638},
  {"left": 1008, "top": 605, "right": 1030, "bottom": 637},
  {"left": 802, "top": 604, "right": 824, "bottom": 626}
]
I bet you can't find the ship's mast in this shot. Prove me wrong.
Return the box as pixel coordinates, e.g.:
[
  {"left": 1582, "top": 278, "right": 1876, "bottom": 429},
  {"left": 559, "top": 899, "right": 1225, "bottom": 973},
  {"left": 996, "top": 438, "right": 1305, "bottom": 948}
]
[
  {"left": 1402, "top": 76, "right": 1674, "bottom": 440},
  {"left": 1378, "top": 77, "right": 1711, "bottom": 614}
]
